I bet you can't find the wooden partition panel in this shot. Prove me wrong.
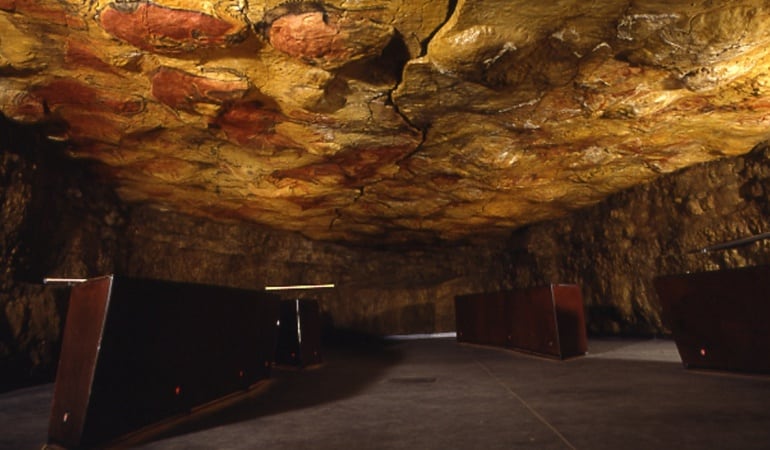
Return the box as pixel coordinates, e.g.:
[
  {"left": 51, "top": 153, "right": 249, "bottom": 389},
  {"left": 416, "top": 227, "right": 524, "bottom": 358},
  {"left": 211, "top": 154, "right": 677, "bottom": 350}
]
[
  {"left": 507, "top": 286, "right": 561, "bottom": 357},
  {"left": 455, "top": 292, "right": 508, "bottom": 346},
  {"left": 655, "top": 265, "right": 770, "bottom": 374},
  {"left": 455, "top": 293, "right": 484, "bottom": 344},
  {"left": 48, "top": 275, "right": 281, "bottom": 448},
  {"left": 47, "top": 277, "right": 112, "bottom": 447},
  {"left": 275, "top": 299, "right": 322, "bottom": 367},
  {"left": 455, "top": 284, "right": 587, "bottom": 359},
  {"left": 551, "top": 285, "right": 589, "bottom": 358}
]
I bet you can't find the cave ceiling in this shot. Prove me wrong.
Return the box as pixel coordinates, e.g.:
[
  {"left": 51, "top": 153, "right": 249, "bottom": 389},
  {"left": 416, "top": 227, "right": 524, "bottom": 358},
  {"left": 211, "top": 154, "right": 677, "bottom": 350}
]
[{"left": 2, "top": 0, "right": 770, "bottom": 244}]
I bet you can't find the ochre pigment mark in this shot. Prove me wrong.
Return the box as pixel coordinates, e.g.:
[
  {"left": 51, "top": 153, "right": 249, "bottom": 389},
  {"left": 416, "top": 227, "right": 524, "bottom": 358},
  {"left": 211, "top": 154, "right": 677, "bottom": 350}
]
[
  {"left": 6, "top": 91, "right": 46, "bottom": 121},
  {"left": 150, "top": 67, "right": 248, "bottom": 112},
  {"left": 272, "top": 144, "right": 415, "bottom": 188},
  {"left": 269, "top": 12, "right": 346, "bottom": 61},
  {"left": 31, "top": 78, "right": 144, "bottom": 115},
  {"left": 213, "top": 102, "right": 300, "bottom": 149},
  {"left": 0, "top": 0, "right": 86, "bottom": 28},
  {"left": 260, "top": 3, "right": 393, "bottom": 69},
  {"left": 333, "top": 145, "right": 414, "bottom": 185},
  {"left": 60, "top": 110, "right": 125, "bottom": 144},
  {"left": 65, "top": 39, "right": 118, "bottom": 75},
  {"left": 9, "top": 79, "right": 141, "bottom": 141},
  {"left": 100, "top": 2, "right": 240, "bottom": 53}
]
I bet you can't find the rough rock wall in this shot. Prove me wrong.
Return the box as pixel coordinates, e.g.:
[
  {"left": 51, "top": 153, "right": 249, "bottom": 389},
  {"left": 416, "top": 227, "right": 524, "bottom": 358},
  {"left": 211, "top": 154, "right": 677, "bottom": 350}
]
[
  {"left": 0, "top": 116, "right": 125, "bottom": 390},
  {"left": 506, "top": 142, "right": 770, "bottom": 335},
  {"left": 6, "top": 107, "right": 770, "bottom": 386},
  {"left": 1, "top": 112, "right": 510, "bottom": 388},
  {"left": 122, "top": 205, "right": 511, "bottom": 335}
]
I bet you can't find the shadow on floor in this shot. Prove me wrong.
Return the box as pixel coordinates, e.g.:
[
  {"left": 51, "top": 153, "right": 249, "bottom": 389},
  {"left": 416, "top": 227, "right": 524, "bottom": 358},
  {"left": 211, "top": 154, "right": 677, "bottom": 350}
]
[
  {"left": 7, "top": 338, "right": 770, "bottom": 449},
  {"left": 133, "top": 330, "right": 405, "bottom": 446}
]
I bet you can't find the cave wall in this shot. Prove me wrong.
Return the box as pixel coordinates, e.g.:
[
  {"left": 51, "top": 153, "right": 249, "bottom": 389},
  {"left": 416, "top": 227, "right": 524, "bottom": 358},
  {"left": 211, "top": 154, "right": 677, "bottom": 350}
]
[
  {"left": 120, "top": 205, "right": 511, "bottom": 336},
  {"left": 1, "top": 115, "right": 511, "bottom": 388},
  {"left": 5, "top": 107, "right": 770, "bottom": 387},
  {"left": 1, "top": 116, "right": 125, "bottom": 390},
  {"left": 505, "top": 142, "right": 770, "bottom": 336}
]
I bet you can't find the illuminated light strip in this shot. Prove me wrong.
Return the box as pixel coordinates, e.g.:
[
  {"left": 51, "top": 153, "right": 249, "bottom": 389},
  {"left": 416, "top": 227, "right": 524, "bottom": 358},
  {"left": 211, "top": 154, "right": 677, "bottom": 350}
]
[
  {"left": 295, "top": 299, "right": 302, "bottom": 344},
  {"left": 386, "top": 332, "right": 457, "bottom": 341},
  {"left": 264, "top": 283, "right": 335, "bottom": 291},
  {"left": 43, "top": 278, "right": 88, "bottom": 284}
]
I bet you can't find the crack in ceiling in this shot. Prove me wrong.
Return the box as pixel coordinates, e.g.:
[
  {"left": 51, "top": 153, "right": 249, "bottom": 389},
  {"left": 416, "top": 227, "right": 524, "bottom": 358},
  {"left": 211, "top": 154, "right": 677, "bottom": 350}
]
[{"left": 2, "top": 1, "right": 770, "bottom": 245}]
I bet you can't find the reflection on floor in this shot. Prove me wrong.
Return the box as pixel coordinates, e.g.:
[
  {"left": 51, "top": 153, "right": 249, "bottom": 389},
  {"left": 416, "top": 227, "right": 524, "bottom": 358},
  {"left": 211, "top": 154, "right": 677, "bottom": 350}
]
[
  {"left": 585, "top": 337, "right": 681, "bottom": 362},
  {"left": 3, "top": 337, "right": 770, "bottom": 449}
]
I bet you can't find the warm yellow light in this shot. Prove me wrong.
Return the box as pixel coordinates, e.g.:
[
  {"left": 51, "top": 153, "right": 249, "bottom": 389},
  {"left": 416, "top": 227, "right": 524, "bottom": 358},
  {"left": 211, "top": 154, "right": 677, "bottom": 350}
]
[
  {"left": 43, "top": 278, "right": 88, "bottom": 285},
  {"left": 264, "top": 284, "right": 335, "bottom": 291}
]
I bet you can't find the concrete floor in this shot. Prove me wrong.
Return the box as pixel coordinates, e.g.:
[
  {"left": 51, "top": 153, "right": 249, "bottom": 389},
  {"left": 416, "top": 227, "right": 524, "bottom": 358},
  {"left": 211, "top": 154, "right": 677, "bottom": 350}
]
[{"left": 4, "top": 337, "right": 770, "bottom": 449}]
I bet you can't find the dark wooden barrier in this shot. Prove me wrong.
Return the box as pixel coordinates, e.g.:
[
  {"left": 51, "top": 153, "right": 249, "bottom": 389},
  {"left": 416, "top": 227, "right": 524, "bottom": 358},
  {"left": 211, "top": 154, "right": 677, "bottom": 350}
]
[
  {"left": 455, "top": 284, "right": 587, "bottom": 359},
  {"left": 654, "top": 265, "right": 770, "bottom": 374},
  {"left": 47, "top": 275, "right": 281, "bottom": 448},
  {"left": 275, "top": 299, "right": 322, "bottom": 367},
  {"left": 455, "top": 292, "right": 508, "bottom": 347}
]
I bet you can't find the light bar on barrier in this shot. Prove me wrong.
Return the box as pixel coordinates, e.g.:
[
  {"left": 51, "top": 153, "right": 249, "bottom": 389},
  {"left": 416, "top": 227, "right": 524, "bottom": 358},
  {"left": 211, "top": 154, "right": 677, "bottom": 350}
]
[
  {"left": 264, "top": 283, "right": 335, "bottom": 291},
  {"left": 43, "top": 278, "right": 88, "bottom": 285}
]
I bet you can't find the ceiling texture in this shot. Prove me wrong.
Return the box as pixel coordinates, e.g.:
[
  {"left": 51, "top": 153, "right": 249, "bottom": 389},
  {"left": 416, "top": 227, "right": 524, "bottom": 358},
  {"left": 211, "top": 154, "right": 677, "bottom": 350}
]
[{"left": 2, "top": 0, "right": 770, "bottom": 244}]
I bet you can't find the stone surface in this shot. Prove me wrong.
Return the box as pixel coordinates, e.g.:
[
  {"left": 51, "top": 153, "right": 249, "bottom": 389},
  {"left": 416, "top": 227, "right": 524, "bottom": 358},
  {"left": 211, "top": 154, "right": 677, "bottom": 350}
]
[
  {"left": 7, "top": 0, "right": 770, "bottom": 387},
  {"left": 1, "top": 116, "right": 507, "bottom": 387},
  {"left": 4, "top": 1, "right": 770, "bottom": 243},
  {"left": 505, "top": 143, "right": 770, "bottom": 335},
  {"left": 5, "top": 113, "right": 770, "bottom": 386},
  {"left": 99, "top": 2, "right": 246, "bottom": 54},
  {"left": 0, "top": 117, "right": 125, "bottom": 390}
]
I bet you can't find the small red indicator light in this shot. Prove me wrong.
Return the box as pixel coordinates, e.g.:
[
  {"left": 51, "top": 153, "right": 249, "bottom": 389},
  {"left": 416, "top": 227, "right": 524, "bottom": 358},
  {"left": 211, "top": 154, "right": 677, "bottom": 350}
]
[
  {"left": 174, "top": 386, "right": 181, "bottom": 395},
  {"left": 700, "top": 348, "right": 707, "bottom": 356},
  {"left": 290, "top": 352, "right": 296, "bottom": 358},
  {"left": 239, "top": 370, "right": 244, "bottom": 377},
  {"left": 62, "top": 412, "right": 69, "bottom": 423}
]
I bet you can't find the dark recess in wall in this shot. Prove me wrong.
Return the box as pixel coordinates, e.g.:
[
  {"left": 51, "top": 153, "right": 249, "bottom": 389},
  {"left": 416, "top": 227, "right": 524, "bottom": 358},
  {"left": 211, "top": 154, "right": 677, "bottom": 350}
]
[{"left": 1, "top": 114, "right": 125, "bottom": 391}]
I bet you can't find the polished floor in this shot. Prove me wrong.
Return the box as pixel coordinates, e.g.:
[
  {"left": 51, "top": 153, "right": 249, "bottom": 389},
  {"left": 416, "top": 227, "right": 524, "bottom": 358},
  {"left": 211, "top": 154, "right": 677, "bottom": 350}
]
[{"left": 4, "top": 337, "right": 770, "bottom": 449}]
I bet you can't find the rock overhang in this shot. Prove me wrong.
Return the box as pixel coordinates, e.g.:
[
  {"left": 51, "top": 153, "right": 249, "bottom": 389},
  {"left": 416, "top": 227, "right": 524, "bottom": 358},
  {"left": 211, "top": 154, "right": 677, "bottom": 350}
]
[{"left": 2, "top": 0, "right": 770, "bottom": 245}]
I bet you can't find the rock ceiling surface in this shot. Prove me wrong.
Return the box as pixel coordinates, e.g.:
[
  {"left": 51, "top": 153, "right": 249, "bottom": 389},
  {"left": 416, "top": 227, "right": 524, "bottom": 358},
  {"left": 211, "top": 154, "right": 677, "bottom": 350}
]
[{"left": 2, "top": 1, "right": 770, "bottom": 244}]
